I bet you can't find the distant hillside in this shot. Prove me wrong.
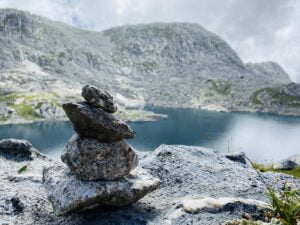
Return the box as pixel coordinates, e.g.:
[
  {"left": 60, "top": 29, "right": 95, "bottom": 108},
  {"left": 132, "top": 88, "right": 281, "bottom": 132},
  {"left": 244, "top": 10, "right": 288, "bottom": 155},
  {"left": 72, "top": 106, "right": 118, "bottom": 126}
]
[{"left": 0, "top": 8, "right": 300, "bottom": 124}]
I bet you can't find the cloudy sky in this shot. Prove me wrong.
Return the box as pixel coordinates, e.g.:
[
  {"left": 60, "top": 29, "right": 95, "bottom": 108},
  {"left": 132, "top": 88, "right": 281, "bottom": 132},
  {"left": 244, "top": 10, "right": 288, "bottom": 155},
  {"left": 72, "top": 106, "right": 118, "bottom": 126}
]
[{"left": 0, "top": 0, "right": 299, "bottom": 81}]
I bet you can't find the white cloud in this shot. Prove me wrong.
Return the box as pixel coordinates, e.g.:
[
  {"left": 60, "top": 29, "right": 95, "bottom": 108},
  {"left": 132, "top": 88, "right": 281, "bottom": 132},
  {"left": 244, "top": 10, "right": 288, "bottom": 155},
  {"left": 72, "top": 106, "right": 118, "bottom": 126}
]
[{"left": 0, "top": 0, "right": 300, "bottom": 81}]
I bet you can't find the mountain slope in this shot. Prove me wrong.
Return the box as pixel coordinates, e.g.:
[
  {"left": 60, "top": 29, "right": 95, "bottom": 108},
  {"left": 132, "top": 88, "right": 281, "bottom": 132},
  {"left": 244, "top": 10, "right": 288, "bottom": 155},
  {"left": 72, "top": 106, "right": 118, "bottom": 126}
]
[{"left": 0, "top": 8, "right": 300, "bottom": 123}]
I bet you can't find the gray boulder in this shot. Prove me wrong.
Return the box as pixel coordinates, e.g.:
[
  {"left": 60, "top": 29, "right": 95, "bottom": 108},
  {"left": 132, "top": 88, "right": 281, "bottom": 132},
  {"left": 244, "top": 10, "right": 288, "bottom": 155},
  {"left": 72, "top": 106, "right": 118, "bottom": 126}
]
[
  {"left": 273, "top": 155, "right": 300, "bottom": 170},
  {"left": 42, "top": 165, "right": 160, "bottom": 215},
  {"left": 141, "top": 145, "right": 300, "bottom": 224},
  {"left": 225, "top": 152, "right": 247, "bottom": 164},
  {"left": 82, "top": 85, "right": 117, "bottom": 113},
  {"left": 61, "top": 134, "right": 139, "bottom": 181},
  {"left": 62, "top": 102, "right": 135, "bottom": 141},
  {"left": 0, "top": 139, "right": 33, "bottom": 159}
]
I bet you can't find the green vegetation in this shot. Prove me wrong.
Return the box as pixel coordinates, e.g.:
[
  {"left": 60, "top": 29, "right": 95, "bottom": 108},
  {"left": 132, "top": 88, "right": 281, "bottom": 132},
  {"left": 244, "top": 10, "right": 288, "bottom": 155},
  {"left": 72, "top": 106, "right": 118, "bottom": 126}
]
[
  {"left": 265, "top": 88, "right": 300, "bottom": 106},
  {"left": 12, "top": 104, "right": 41, "bottom": 120},
  {"left": 250, "top": 87, "right": 300, "bottom": 107},
  {"left": 210, "top": 80, "right": 232, "bottom": 95},
  {"left": 0, "top": 92, "right": 61, "bottom": 121},
  {"left": 0, "top": 115, "right": 10, "bottom": 122},
  {"left": 252, "top": 164, "right": 300, "bottom": 179},
  {"left": 223, "top": 219, "right": 271, "bottom": 225},
  {"left": 266, "top": 188, "right": 300, "bottom": 225},
  {"left": 245, "top": 157, "right": 300, "bottom": 225},
  {"left": 250, "top": 89, "right": 264, "bottom": 105},
  {"left": 17, "top": 165, "right": 27, "bottom": 174}
]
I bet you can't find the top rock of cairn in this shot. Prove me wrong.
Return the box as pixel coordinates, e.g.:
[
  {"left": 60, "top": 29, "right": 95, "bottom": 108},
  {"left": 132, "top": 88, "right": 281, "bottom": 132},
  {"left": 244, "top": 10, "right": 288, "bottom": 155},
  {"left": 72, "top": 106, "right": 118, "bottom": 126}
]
[
  {"left": 62, "top": 86, "right": 134, "bottom": 142},
  {"left": 82, "top": 85, "right": 117, "bottom": 113}
]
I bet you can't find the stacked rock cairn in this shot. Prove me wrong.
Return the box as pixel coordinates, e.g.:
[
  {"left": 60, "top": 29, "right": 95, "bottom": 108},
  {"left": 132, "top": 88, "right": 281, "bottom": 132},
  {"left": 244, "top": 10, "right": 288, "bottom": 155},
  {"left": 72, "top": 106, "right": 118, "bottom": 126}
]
[{"left": 43, "top": 85, "right": 159, "bottom": 215}]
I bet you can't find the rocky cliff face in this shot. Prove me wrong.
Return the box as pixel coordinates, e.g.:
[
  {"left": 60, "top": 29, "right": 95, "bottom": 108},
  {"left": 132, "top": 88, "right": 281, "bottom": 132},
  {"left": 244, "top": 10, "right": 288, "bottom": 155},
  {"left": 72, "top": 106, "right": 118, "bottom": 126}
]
[{"left": 0, "top": 8, "right": 299, "bottom": 124}]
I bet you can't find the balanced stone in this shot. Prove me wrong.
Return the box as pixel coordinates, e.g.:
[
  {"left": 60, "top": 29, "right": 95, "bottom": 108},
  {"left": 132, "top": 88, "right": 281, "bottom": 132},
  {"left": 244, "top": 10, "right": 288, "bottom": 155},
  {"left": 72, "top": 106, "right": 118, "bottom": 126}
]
[
  {"left": 61, "top": 134, "right": 139, "bottom": 181},
  {"left": 62, "top": 102, "right": 134, "bottom": 142},
  {"left": 82, "top": 85, "right": 117, "bottom": 113},
  {"left": 42, "top": 165, "right": 160, "bottom": 215}
]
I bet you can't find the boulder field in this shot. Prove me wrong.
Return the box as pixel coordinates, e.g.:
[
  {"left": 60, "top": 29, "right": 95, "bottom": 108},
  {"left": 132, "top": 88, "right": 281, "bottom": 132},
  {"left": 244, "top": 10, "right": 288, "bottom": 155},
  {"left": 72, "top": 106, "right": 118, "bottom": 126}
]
[{"left": 0, "top": 140, "right": 299, "bottom": 225}]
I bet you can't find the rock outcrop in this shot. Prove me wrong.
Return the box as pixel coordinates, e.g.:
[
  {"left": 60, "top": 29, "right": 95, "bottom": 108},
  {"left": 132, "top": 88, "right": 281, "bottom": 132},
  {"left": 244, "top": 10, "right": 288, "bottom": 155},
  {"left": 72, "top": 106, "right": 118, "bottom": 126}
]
[
  {"left": 0, "top": 140, "right": 299, "bottom": 225},
  {"left": 0, "top": 139, "right": 33, "bottom": 157},
  {"left": 273, "top": 154, "right": 300, "bottom": 170},
  {"left": 43, "top": 86, "right": 159, "bottom": 215},
  {"left": 225, "top": 152, "right": 247, "bottom": 164},
  {"left": 0, "top": 138, "right": 44, "bottom": 160}
]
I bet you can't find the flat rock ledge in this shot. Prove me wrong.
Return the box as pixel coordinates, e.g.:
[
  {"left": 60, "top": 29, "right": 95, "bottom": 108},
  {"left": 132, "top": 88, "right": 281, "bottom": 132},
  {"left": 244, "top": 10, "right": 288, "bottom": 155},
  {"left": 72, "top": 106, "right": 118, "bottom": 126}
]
[
  {"left": 182, "top": 197, "right": 268, "bottom": 214},
  {"left": 42, "top": 165, "right": 160, "bottom": 216}
]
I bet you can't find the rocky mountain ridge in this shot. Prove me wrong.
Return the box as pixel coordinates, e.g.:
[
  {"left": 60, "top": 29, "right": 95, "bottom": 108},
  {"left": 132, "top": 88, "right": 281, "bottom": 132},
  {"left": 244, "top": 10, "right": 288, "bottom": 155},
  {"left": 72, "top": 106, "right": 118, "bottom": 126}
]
[{"left": 0, "top": 8, "right": 300, "bottom": 124}]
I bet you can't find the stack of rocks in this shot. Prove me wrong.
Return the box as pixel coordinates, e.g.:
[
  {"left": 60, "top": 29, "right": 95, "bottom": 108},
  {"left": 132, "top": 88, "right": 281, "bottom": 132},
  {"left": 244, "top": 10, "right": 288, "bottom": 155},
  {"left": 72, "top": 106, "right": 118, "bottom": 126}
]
[{"left": 43, "top": 85, "right": 159, "bottom": 216}]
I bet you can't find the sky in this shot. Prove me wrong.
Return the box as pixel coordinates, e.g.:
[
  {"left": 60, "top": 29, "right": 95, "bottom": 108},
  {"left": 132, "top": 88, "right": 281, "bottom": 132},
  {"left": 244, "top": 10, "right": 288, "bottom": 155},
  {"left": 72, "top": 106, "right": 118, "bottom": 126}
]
[{"left": 0, "top": 0, "right": 299, "bottom": 82}]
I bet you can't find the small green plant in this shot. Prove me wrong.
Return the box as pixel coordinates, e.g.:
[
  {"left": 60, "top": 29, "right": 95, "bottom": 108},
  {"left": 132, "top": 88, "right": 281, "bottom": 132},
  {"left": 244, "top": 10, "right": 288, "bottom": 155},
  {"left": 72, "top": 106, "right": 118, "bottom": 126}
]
[
  {"left": 246, "top": 156, "right": 300, "bottom": 225},
  {"left": 17, "top": 165, "right": 27, "bottom": 174},
  {"left": 227, "top": 138, "right": 234, "bottom": 153},
  {"left": 266, "top": 188, "right": 300, "bottom": 225}
]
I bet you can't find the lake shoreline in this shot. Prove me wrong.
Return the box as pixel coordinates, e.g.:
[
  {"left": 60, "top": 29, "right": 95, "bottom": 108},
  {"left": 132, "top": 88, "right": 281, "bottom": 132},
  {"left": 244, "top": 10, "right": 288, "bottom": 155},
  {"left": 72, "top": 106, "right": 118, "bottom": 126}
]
[
  {"left": 2, "top": 103, "right": 300, "bottom": 126},
  {"left": 1, "top": 106, "right": 300, "bottom": 163}
]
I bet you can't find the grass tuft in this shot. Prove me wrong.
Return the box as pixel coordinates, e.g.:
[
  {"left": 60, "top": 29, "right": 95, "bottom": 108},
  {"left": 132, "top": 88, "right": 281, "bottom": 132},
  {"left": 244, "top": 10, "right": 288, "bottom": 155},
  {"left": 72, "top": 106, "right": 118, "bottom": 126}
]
[
  {"left": 247, "top": 157, "right": 300, "bottom": 225},
  {"left": 266, "top": 188, "right": 300, "bottom": 225}
]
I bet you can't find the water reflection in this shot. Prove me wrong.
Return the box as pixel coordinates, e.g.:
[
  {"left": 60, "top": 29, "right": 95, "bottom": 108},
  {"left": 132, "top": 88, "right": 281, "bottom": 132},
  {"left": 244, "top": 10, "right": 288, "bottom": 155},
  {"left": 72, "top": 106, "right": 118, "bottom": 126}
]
[{"left": 215, "top": 114, "right": 300, "bottom": 163}]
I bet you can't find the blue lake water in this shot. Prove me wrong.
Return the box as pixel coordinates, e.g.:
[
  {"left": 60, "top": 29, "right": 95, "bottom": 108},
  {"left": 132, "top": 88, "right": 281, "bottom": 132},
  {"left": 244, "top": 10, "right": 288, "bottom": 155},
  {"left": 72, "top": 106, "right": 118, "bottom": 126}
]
[{"left": 0, "top": 106, "right": 300, "bottom": 163}]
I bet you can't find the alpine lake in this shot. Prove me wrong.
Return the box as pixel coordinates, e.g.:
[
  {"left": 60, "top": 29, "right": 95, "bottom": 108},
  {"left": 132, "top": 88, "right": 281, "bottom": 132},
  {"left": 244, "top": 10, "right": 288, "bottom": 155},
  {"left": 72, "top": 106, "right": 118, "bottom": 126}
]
[{"left": 1, "top": 106, "right": 300, "bottom": 163}]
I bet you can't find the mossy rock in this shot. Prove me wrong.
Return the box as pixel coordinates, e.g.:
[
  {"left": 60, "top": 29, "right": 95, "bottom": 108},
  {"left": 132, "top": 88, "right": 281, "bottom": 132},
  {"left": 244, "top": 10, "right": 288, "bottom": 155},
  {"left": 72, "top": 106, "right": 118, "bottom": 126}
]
[
  {"left": 12, "top": 104, "right": 42, "bottom": 120},
  {"left": 0, "top": 92, "right": 62, "bottom": 121}
]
